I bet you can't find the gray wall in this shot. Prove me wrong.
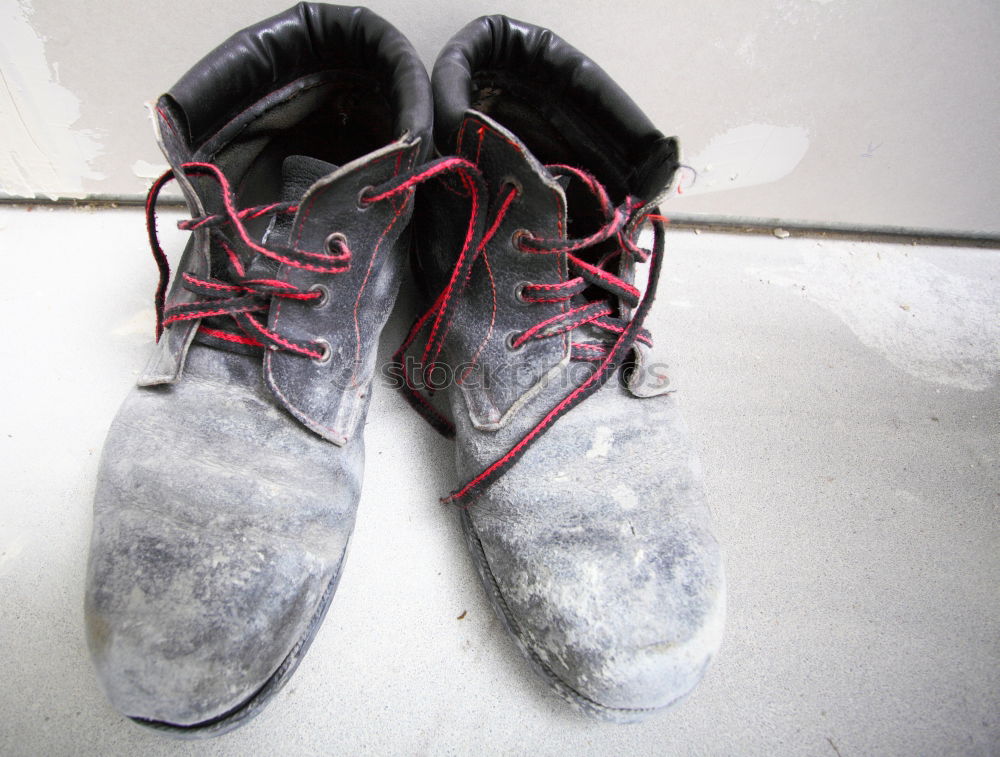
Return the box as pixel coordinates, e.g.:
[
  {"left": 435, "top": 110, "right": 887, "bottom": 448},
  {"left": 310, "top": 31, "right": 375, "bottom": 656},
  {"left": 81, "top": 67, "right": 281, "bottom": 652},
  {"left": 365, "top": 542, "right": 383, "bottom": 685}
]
[{"left": 2, "top": 0, "right": 998, "bottom": 234}]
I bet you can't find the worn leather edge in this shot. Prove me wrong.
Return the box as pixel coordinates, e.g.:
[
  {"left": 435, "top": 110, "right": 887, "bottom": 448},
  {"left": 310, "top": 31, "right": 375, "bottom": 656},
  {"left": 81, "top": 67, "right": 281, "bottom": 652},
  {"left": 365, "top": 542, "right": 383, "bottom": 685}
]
[
  {"left": 459, "top": 508, "right": 681, "bottom": 723},
  {"left": 128, "top": 539, "right": 350, "bottom": 738}
]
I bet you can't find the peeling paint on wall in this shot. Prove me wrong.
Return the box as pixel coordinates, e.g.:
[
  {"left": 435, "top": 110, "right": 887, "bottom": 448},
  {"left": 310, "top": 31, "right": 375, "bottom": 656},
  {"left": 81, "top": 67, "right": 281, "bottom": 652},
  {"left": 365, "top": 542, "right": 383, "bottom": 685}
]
[
  {"left": 0, "top": 0, "right": 104, "bottom": 198},
  {"left": 678, "top": 124, "right": 809, "bottom": 196},
  {"left": 131, "top": 158, "right": 169, "bottom": 180}
]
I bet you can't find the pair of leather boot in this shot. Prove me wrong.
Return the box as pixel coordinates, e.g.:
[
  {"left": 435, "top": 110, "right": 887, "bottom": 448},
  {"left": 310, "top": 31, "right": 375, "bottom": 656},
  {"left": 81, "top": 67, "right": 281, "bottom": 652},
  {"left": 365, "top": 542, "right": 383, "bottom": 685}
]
[{"left": 85, "top": 3, "right": 725, "bottom": 735}]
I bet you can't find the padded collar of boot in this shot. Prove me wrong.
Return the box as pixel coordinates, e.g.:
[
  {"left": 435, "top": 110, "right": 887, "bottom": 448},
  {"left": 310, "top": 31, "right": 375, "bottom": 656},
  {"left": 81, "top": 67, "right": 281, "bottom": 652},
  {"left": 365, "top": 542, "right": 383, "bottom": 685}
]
[
  {"left": 433, "top": 14, "right": 678, "bottom": 205},
  {"left": 163, "top": 3, "right": 430, "bottom": 149}
]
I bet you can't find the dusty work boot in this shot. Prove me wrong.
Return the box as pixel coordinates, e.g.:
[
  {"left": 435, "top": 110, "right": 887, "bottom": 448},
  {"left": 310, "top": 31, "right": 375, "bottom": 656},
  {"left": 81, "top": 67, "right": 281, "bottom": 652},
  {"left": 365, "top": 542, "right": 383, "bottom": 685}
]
[
  {"left": 397, "top": 16, "right": 726, "bottom": 721},
  {"left": 84, "top": 4, "right": 431, "bottom": 735}
]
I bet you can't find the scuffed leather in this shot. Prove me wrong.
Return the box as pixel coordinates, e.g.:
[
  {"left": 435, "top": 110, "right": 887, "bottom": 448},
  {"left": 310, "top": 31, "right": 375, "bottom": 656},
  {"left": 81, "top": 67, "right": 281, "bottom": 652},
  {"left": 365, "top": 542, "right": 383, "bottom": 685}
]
[
  {"left": 88, "top": 346, "right": 362, "bottom": 726},
  {"left": 141, "top": 7, "right": 432, "bottom": 402},
  {"left": 625, "top": 341, "right": 675, "bottom": 398},
  {"left": 266, "top": 140, "right": 420, "bottom": 444},
  {"left": 88, "top": 3, "right": 432, "bottom": 733},
  {"left": 424, "top": 15, "right": 725, "bottom": 721},
  {"left": 137, "top": 108, "right": 207, "bottom": 387},
  {"left": 417, "top": 112, "right": 570, "bottom": 428},
  {"left": 139, "top": 7, "right": 430, "bottom": 444},
  {"left": 454, "top": 374, "right": 725, "bottom": 719}
]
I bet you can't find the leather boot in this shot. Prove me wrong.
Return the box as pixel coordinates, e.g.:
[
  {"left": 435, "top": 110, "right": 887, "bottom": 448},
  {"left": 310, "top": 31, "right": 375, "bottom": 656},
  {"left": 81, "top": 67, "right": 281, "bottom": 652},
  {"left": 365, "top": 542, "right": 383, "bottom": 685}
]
[
  {"left": 85, "top": 3, "right": 431, "bottom": 735},
  {"left": 399, "top": 15, "right": 726, "bottom": 722}
]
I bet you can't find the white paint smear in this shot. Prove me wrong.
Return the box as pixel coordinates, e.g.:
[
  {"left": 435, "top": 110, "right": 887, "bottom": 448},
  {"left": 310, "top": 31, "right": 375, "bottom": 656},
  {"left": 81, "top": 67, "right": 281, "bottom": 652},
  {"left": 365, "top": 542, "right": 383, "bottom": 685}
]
[
  {"left": 750, "top": 245, "right": 1000, "bottom": 391},
  {"left": 111, "top": 309, "right": 156, "bottom": 338},
  {"left": 610, "top": 483, "right": 639, "bottom": 511},
  {"left": 131, "top": 159, "right": 169, "bottom": 180},
  {"left": 585, "top": 426, "right": 613, "bottom": 459},
  {"left": 0, "top": 531, "right": 25, "bottom": 575},
  {"left": 679, "top": 123, "right": 809, "bottom": 196},
  {"left": 0, "top": 0, "right": 104, "bottom": 198}
]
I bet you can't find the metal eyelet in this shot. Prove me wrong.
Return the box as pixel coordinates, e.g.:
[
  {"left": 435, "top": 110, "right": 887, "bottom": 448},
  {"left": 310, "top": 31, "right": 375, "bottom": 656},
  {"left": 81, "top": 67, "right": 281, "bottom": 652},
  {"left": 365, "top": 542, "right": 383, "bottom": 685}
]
[
  {"left": 324, "top": 231, "right": 347, "bottom": 253},
  {"left": 309, "top": 283, "right": 330, "bottom": 308},
  {"left": 500, "top": 175, "right": 523, "bottom": 199},
  {"left": 504, "top": 331, "right": 524, "bottom": 351},
  {"left": 357, "top": 185, "right": 375, "bottom": 209},
  {"left": 511, "top": 228, "right": 530, "bottom": 250},
  {"left": 312, "top": 338, "right": 332, "bottom": 365},
  {"left": 513, "top": 281, "right": 531, "bottom": 304}
]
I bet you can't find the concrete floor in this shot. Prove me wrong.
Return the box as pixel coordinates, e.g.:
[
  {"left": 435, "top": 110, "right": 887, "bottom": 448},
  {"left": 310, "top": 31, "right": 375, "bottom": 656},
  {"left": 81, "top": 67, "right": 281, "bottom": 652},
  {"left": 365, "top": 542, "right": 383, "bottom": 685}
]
[{"left": 0, "top": 205, "right": 997, "bottom": 755}]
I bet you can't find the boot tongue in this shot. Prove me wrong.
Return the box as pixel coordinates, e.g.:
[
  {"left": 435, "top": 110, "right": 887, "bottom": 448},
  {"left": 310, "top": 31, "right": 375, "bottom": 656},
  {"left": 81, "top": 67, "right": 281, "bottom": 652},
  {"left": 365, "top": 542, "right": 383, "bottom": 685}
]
[
  {"left": 280, "top": 155, "right": 338, "bottom": 200},
  {"left": 262, "top": 155, "right": 339, "bottom": 247}
]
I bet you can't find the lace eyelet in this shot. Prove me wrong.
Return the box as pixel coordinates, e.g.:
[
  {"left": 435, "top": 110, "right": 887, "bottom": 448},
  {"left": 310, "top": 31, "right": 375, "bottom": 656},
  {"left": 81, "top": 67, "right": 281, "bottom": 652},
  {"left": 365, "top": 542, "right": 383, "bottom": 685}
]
[
  {"left": 500, "top": 175, "right": 523, "bottom": 199},
  {"left": 513, "top": 281, "right": 531, "bottom": 304},
  {"left": 309, "top": 283, "right": 330, "bottom": 308},
  {"left": 312, "top": 338, "right": 332, "bottom": 365},
  {"left": 357, "top": 185, "right": 375, "bottom": 209},
  {"left": 325, "top": 231, "right": 347, "bottom": 253},
  {"left": 511, "top": 228, "right": 531, "bottom": 250},
  {"left": 504, "top": 331, "right": 524, "bottom": 351}
]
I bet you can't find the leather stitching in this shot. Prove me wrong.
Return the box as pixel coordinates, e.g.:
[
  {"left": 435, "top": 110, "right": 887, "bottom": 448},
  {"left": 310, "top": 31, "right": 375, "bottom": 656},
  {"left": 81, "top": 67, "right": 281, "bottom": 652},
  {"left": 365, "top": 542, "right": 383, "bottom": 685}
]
[
  {"left": 350, "top": 150, "right": 410, "bottom": 386},
  {"left": 268, "top": 148, "right": 405, "bottom": 439}
]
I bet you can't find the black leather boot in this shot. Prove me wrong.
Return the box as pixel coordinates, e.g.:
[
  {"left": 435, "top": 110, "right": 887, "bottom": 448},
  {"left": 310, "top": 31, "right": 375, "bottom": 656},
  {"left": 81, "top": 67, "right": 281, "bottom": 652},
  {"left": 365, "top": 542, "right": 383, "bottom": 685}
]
[
  {"left": 399, "top": 16, "right": 726, "bottom": 722},
  {"left": 85, "top": 3, "right": 432, "bottom": 735}
]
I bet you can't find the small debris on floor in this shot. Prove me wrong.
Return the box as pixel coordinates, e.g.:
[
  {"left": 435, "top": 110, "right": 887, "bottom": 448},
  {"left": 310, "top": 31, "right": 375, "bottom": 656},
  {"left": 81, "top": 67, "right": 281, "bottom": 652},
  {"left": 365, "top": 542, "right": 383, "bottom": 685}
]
[{"left": 773, "top": 227, "right": 790, "bottom": 239}]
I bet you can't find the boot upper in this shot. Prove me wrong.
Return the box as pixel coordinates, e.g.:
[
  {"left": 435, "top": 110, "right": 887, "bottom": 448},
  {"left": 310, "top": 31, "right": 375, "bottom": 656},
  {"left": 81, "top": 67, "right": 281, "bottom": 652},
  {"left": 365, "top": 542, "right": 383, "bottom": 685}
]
[
  {"left": 87, "top": 4, "right": 432, "bottom": 730},
  {"left": 141, "top": 2, "right": 433, "bottom": 445}
]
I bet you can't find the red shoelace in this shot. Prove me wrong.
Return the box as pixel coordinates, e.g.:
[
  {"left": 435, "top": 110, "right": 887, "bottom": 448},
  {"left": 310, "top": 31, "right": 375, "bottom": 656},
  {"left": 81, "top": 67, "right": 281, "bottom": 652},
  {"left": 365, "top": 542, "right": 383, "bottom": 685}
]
[
  {"left": 393, "top": 162, "right": 668, "bottom": 505},
  {"left": 146, "top": 157, "right": 485, "bottom": 360},
  {"left": 147, "top": 162, "right": 343, "bottom": 359},
  {"left": 146, "top": 156, "right": 665, "bottom": 505}
]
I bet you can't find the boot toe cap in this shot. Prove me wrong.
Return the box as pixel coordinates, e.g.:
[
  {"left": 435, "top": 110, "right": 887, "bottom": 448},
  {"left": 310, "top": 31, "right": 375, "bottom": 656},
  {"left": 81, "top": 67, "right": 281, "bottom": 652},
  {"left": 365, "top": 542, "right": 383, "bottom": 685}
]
[
  {"left": 85, "top": 361, "right": 360, "bottom": 729},
  {"left": 464, "top": 442, "right": 725, "bottom": 720},
  {"left": 85, "top": 505, "right": 342, "bottom": 727},
  {"left": 469, "top": 507, "right": 725, "bottom": 719}
]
